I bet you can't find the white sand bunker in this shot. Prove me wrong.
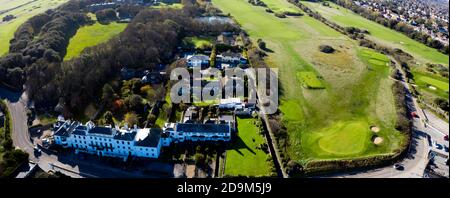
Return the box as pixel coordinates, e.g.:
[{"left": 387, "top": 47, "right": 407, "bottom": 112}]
[
  {"left": 373, "top": 137, "right": 384, "bottom": 145},
  {"left": 370, "top": 126, "right": 380, "bottom": 133},
  {"left": 428, "top": 85, "right": 437, "bottom": 90}
]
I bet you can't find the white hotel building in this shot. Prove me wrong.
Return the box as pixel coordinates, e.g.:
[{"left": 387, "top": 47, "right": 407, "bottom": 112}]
[
  {"left": 53, "top": 121, "right": 163, "bottom": 161},
  {"left": 53, "top": 120, "right": 232, "bottom": 160}
]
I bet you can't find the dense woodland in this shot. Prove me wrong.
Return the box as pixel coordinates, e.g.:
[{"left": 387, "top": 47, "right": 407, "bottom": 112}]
[{"left": 0, "top": 0, "right": 238, "bottom": 115}]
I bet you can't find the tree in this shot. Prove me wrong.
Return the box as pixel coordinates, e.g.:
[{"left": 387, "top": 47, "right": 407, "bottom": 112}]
[
  {"left": 124, "top": 112, "right": 139, "bottom": 127},
  {"left": 124, "top": 94, "right": 143, "bottom": 113},
  {"left": 147, "top": 113, "right": 156, "bottom": 124},
  {"left": 257, "top": 39, "right": 266, "bottom": 50},
  {"left": 194, "top": 153, "right": 206, "bottom": 166},
  {"left": 104, "top": 111, "right": 114, "bottom": 125}
]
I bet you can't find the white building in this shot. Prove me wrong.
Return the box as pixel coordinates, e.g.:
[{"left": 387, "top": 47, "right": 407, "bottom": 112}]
[
  {"left": 53, "top": 121, "right": 162, "bottom": 161},
  {"left": 163, "top": 122, "right": 232, "bottom": 144}
]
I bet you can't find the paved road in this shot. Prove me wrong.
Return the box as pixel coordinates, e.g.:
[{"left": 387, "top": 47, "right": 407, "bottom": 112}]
[{"left": 1, "top": 87, "right": 173, "bottom": 178}]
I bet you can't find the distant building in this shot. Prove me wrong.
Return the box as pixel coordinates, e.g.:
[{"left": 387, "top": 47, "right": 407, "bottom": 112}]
[
  {"left": 87, "top": 2, "right": 117, "bottom": 12},
  {"left": 216, "top": 52, "right": 247, "bottom": 69},
  {"left": 121, "top": 67, "right": 136, "bottom": 80},
  {"left": 163, "top": 122, "right": 232, "bottom": 143},
  {"left": 53, "top": 121, "right": 162, "bottom": 161}
]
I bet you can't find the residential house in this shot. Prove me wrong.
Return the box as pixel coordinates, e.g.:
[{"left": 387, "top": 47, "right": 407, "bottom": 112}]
[
  {"left": 216, "top": 52, "right": 247, "bottom": 69},
  {"left": 163, "top": 122, "right": 232, "bottom": 143}
]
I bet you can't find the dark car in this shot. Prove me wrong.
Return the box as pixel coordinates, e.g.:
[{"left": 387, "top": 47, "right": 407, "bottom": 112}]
[
  {"left": 393, "top": 163, "right": 405, "bottom": 171},
  {"left": 444, "top": 135, "right": 448, "bottom": 141}
]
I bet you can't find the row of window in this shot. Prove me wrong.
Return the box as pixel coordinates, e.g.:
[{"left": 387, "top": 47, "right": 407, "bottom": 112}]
[
  {"left": 72, "top": 135, "right": 131, "bottom": 145},
  {"left": 72, "top": 144, "right": 157, "bottom": 157}
]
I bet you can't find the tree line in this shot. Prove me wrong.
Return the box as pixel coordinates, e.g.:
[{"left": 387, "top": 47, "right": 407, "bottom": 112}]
[{"left": 2, "top": 0, "right": 239, "bottom": 116}]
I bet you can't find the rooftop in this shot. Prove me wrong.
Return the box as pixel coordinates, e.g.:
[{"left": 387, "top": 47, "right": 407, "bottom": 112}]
[{"left": 135, "top": 128, "right": 162, "bottom": 147}]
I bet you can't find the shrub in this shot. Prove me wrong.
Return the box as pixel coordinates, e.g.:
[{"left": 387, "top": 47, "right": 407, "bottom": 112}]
[{"left": 319, "top": 45, "right": 335, "bottom": 53}]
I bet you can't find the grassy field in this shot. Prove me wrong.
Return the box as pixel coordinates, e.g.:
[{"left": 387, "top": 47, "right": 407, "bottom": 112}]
[
  {"left": 213, "top": 0, "right": 405, "bottom": 164},
  {"left": 303, "top": 1, "right": 449, "bottom": 66},
  {"left": 0, "top": 0, "right": 68, "bottom": 56},
  {"left": 261, "top": 0, "right": 301, "bottom": 14},
  {"left": 150, "top": 2, "right": 183, "bottom": 9},
  {"left": 412, "top": 71, "right": 449, "bottom": 99},
  {"left": 64, "top": 21, "right": 127, "bottom": 60},
  {"left": 225, "top": 118, "right": 272, "bottom": 176},
  {"left": 297, "top": 71, "right": 325, "bottom": 89}
]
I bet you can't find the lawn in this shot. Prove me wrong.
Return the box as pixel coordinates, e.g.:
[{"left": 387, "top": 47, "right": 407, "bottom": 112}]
[
  {"left": 64, "top": 21, "right": 127, "bottom": 60},
  {"left": 303, "top": 1, "right": 449, "bottom": 66},
  {"left": 225, "top": 117, "right": 272, "bottom": 176},
  {"left": 297, "top": 71, "right": 325, "bottom": 89},
  {"left": 261, "top": 0, "right": 302, "bottom": 14},
  {"left": 213, "top": 0, "right": 405, "bottom": 164},
  {"left": 412, "top": 71, "right": 449, "bottom": 99},
  {"left": 0, "top": 0, "right": 68, "bottom": 56},
  {"left": 150, "top": 2, "right": 183, "bottom": 9}
]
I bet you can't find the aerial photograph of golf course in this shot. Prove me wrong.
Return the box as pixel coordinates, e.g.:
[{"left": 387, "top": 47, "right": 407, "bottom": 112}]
[{"left": 212, "top": 0, "right": 408, "bottom": 172}]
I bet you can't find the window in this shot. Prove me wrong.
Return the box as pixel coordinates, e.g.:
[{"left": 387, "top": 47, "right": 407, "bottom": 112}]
[
  {"left": 116, "top": 141, "right": 119, "bottom": 144},
  {"left": 127, "top": 142, "right": 130, "bottom": 145},
  {"left": 122, "top": 141, "right": 124, "bottom": 144}
]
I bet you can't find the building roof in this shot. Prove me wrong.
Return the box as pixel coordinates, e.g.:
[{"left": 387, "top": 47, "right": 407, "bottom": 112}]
[
  {"left": 135, "top": 128, "right": 161, "bottom": 147},
  {"left": 54, "top": 121, "right": 80, "bottom": 137},
  {"left": 219, "top": 52, "right": 241, "bottom": 58},
  {"left": 114, "top": 131, "right": 137, "bottom": 141},
  {"left": 176, "top": 123, "right": 230, "bottom": 134},
  {"left": 187, "top": 55, "right": 209, "bottom": 61},
  {"left": 72, "top": 125, "right": 87, "bottom": 135}
]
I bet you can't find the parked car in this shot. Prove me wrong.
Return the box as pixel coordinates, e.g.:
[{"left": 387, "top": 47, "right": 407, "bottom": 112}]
[
  {"left": 410, "top": 112, "right": 419, "bottom": 118},
  {"left": 444, "top": 135, "right": 448, "bottom": 141},
  {"left": 435, "top": 143, "right": 443, "bottom": 150},
  {"left": 393, "top": 163, "right": 404, "bottom": 170},
  {"left": 33, "top": 146, "right": 41, "bottom": 154}
]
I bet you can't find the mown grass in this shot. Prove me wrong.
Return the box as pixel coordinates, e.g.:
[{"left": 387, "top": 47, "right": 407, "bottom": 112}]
[
  {"left": 64, "top": 21, "right": 127, "bottom": 60},
  {"left": 412, "top": 71, "right": 449, "bottom": 99},
  {"left": 213, "top": 0, "right": 405, "bottom": 164},
  {"left": 0, "top": 0, "right": 68, "bottom": 56},
  {"left": 261, "top": 0, "right": 302, "bottom": 14},
  {"left": 303, "top": 1, "right": 449, "bottom": 66},
  {"left": 150, "top": 2, "right": 183, "bottom": 9},
  {"left": 225, "top": 117, "right": 272, "bottom": 176},
  {"left": 182, "top": 36, "right": 214, "bottom": 49}
]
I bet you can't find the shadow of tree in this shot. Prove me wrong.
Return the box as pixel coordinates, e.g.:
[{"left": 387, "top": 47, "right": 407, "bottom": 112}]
[{"left": 230, "top": 136, "right": 256, "bottom": 156}]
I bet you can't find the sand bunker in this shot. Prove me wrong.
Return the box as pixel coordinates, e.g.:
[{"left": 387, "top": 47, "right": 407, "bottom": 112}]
[
  {"left": 373, "top": 137, "right": 384, "bottom": 145},
  {"left": 370, "top": 126, "right": 380, "bottom": 133}
]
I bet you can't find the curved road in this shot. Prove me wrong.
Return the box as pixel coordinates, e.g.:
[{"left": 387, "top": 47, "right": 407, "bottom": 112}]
[{"left": 1, "top": 87, "right": 168, "bottom": 178}]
